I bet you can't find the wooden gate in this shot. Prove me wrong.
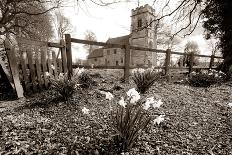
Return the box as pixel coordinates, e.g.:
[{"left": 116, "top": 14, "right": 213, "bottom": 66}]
[{"left": 4, "top": 37, "right": 68, "bottom": 96}]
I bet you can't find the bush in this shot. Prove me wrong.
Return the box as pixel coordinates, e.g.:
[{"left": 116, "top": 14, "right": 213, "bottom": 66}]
[
  {"left": 188, "top": 69, "right": 226, "bottom": 87},
  {"left": 77, "top": 71, "right": 96, "bottom": 88},
  {"left": 132, "top": 68, "right": 162, "bottom": 94},
  {"left": 49, "top": 73, "right": 78, "bottom": 101}
]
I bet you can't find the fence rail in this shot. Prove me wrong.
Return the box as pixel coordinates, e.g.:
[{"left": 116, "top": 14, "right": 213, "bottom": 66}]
[{"left": 5, "top": 34, "right": 223, "bottom": 98}]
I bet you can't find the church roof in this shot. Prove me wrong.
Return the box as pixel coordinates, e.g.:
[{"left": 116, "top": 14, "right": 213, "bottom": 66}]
[
  {"left": 106, "top": 35, "right": 130, "bottom": 45},
  {"left": 87, "top": 48, "right": 104, "bottom": 59}
]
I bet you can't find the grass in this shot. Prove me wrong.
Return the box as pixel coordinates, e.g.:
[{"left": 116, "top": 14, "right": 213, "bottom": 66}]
[{"left": 0, "top": 73, "right": 231, "bottom": 154}]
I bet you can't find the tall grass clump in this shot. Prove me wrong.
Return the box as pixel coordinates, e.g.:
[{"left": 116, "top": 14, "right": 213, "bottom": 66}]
[{"left": 132, "top": 68, "right": 162, "bottom": 94}]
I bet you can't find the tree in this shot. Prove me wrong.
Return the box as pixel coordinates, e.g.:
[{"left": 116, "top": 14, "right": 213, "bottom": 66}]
[
  {"left": 156, "top": 21, "right": 181, "bottom": 50},
  {"left": 202, "top": 0, "right": 232, "bottom": 72},
  {"left": 183, "top": 41, "right": 200, "bottom": 66},
  {"left": 54, "top": 11, "right": 73, "bottom": 40},
  {"left": 83, "top": 30, "right": 98, "bottom": 55},
  {"left": 0, "top": 0, "right": 61, "bottom": 37}
]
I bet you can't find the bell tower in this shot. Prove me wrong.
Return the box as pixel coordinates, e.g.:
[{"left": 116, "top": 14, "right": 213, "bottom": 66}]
[{"left": 130, "top": 4, "right": 157, "bottom": 66}]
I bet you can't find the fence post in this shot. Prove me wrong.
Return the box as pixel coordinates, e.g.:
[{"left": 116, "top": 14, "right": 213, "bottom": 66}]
[
  {"left": 209, "top": 54, "right": 215, "bottom": 69},
  {"left": 65, "top": 34, "right": 73, "bottom": 79},
  {"left": 124, "top": 44, "right": 130, "bottom": 82},
  {"left": 189, "top": 52, "right": 194, "bottom": 73},
  {"left": 60, "top": 39, "right": 68, "bottom": 74},
  {"left": 165, "top": 49, "right": 171, "bottom": 82},
  {"left": 4, "top": 39, "right": 24, "bottom": 98}
]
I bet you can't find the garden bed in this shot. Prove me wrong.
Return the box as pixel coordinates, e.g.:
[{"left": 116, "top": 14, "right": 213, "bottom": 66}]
[{"left": 0, "top": 78, "right": 232, "bottom": 154}]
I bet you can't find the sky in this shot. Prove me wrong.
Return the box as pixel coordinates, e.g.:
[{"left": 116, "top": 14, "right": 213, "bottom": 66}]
[{"left": 59, "top": 0, "right": 216, "bottom": 60}]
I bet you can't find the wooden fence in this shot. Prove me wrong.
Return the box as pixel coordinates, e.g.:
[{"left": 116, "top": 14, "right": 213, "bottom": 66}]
[
  {"left": 4, "top": 34, "right": 223, "bottom": 98},
  {"left": 66, "top": 34, "right": 223, "bottom": 81}
]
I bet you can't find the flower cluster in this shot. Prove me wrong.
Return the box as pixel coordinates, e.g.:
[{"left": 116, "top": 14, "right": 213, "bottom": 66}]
[
  {"left": 189, "top": 69, "right": 226, "bottom": 87},
  {"left": 81, "top": 88, "right": 165, "bottom": 153}
]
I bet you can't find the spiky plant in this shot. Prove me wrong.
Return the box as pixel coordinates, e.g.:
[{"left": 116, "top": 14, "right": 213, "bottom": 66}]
[
  {"left": 132, "top": 68, "right": 162, "bottom": 94},
  {"left": 49, "top": 73, "right": 78, "bottom": 101}
]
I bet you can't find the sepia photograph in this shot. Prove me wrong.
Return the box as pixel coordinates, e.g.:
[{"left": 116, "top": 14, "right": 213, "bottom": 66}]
[{"left": 0, "top": 0, "right": 231, "bottom": 154}]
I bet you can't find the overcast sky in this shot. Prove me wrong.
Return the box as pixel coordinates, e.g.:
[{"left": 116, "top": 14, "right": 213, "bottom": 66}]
[{"left": 59, "top": 0, "right": 215, "bottom": 60}]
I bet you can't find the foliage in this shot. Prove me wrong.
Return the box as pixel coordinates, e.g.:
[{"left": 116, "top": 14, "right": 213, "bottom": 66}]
[
  {"left": 202, "top": 0, "right": 232, "bottom": 73},
  {"left": 132, "top": 68, "right": 162, "bottom": 94},
  {"left": 0, "top": 0, "right": 61, "bottom": 38},
  {"left": 188, "top": 69, "right": 226, "bottom": 87},
  {"left": 49, "top": 73, "right": 78, "bottom": 101}
]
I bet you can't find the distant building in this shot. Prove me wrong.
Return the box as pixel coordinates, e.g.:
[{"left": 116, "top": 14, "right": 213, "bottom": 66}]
[{"left": 87, "top": 4, "right": 157, "bottom": 67}]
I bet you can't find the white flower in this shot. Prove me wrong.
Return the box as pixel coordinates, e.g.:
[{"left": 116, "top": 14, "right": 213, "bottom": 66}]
[
  {"left": 143, "top": 97, "right": 155, "bottom": 110},
  {"left": 118, "top": 97, "right": 126, "bottom": 108},
  {"left": 219, "top": 71, "right": 225, "bottom": 75},
  {"left": 99, "top": 91, "right": 114, "bottom": 100},
  {"left": 153, "top": 99, "right": 163, "bottom": 108},
  {"left": 127, "top": 88, "right": 137, "bottom": 97},
  {"left": 105, "top": 92, "right": 114, "bottom": 100},
  {"left": 82, "top": 107, "right": 90, "bottom": 115},
  {"left": 153, "top": 115, "right": 165, "bottom": 125},
  {"left": 45, "top": 72, "right": 50, "bottom": 77},
  {"left": 130, "top": 95, "right": 140, "bottom": 104},
  {"left": 228, "top": 103, "right": 232, "bottom": 107},
  {"left": 191, "top": 71, "right": 196, "bottom": 75},
  {"left": 214, "top": 73, "right": 219, "bottom": 78},
  {"left": 51, "top": 65, "right": 55, "bottom": 70},
  {"left": 127, "top": 88, "right": 140, "bottom": 104},
  {"left": 208, "top": 72, "right": 213, "bottom": 76}
]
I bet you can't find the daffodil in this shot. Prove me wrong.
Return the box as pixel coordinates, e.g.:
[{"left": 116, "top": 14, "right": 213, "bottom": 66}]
[
  {"left": 153, "top": 99, "right": 163, "bottom": 108},
  {"left": 105, "top": 92, "right": 114, "bottom": 100},
  {"left": 118, "top": 97, "right": 126, "bottom": 108},
  {"left": 127, "top": 88, "right": 140, "bottom": 104},
  {"left": 228, "top": 103, "right": 232, "bottom": 107},
  {"left": 99, "top": 91, "right": 114, "bottom": 100},
  {"left": 82, "top": 107, "right": 90, "bottom": 115},
  {"left": 153, "top": 115, "right": 165, "bottom": 125},
  {"left": 143, "top": 97, "right": 154, "bottom": 110}
]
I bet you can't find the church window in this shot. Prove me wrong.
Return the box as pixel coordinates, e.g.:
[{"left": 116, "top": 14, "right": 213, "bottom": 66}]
[
  {"left": 94, "top": 58, "right": 97, "bottom": 62},
  {"left": 138, "top": 19, "right": 142, "bottom": 28},
  {"left": 114, "top": 49, "right": 117, "bottom": 54},
  {"left": 116, "top": 61, "right": 119, "bottom": 66},
  {"left": 121, "top": 57, "right": 123, "bottom": 63}
]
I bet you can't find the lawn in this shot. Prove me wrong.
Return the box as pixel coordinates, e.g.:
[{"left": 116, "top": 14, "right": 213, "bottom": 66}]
[{"left": 0, "top": 71, "right": 232, "bottom": 154}]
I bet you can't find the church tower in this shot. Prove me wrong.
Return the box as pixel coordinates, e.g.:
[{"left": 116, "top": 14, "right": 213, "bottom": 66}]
[{"left": 129, "top": 4, "right": 157, "bottom": 67}]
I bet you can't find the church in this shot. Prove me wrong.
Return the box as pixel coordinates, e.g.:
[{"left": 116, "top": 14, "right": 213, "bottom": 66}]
[{"left": 87, "top": 4, "right": 157, "bottom": 67}]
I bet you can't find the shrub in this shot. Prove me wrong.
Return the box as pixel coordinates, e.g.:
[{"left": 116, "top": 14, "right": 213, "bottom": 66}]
[
  {"left": 49, "top": 73, "right": 79, "bottom": 101},
  {"left": 132, "top": 68, "right": 162, "bottom": 94},
  {"left": 188, "top": 69, "right": 226, "bottom": 87},
  {"left": 77, "top": 71, "right": 96, "bottom": 88}
]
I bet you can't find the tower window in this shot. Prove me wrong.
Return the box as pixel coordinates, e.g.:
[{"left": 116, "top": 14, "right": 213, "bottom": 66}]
[
  {"left": 121, "top": 57, "right": 123, "bottom": 63},
  {"left": 94, "top": 58, "right": 97, "bottom": 62},
  {"left": 116, "top": 61, "right": 119, "bottom": 66},
  {"left": 114, "top": 49, "right": 117, "bottom": 54},
  {"left": 138, "top": 19, "right": 142, "bottom": 28}
]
